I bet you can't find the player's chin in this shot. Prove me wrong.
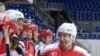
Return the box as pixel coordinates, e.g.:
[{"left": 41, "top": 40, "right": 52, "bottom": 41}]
[
  {"left": 60, "top": 43, "right": 69, "bottom": 50},
  {"left": 60, "top": 42, "right": 68, "bottom": 46}
]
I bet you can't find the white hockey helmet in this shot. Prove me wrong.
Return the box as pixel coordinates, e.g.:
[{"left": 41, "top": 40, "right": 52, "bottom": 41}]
[
  {"left": 5, "top": 9, "right": 24, "bottom": 21},
  {"left": 57, "top": 22, "right": 77, "bottom": 42}
]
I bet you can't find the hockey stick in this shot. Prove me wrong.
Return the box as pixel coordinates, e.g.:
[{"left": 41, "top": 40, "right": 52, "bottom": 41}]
[{"left": 4, "top": 27, "right": 11, "bottom": 56}]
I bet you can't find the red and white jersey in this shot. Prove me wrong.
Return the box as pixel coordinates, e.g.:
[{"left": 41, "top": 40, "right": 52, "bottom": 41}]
[
  {"left": 35, "top": 42, "right": 47, "bottom": 56},
  {"left": 23, "top": 39, "right": 35, "bottom": 56},
  {"left": 11, "top": 50, "right": 22, "bottom": 56},
  {"left": 40, "top": 42, "right": 91, "bottom": 56}
]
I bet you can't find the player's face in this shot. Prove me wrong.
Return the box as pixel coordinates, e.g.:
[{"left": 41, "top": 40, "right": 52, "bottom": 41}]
[
  {"left": 58, "top": 32, "right": 71, "bottom": 48},
  {"left": 16, "top": 18, "right": 24, "bottom": 31},
  {"left": 22, "top": 30, "right": 27, "bottom": 37},
  {"left": 27, "top": 30, "right": 33, "bottom": 39},
  {"left": 45, "top": 36, "right": 52, "bottom": 45},
  {"left": 22, "top": 30, "right": 33, "bottom": 39}
]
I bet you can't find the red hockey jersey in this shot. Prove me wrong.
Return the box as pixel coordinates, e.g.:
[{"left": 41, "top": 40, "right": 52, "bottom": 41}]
[
  {"left": 40, "top": 43, "right": 90, "bottom": 56},
  {"left": 23, "top": 39, "right": 35, "bottom": 56}
]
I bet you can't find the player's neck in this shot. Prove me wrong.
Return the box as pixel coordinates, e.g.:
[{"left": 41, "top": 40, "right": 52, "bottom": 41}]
[
  {"left": 45, "top": 42, "right": 51, "bottom": 45},
  {"left": 60, "top": 44, "right": 73, "bottom": 51}
]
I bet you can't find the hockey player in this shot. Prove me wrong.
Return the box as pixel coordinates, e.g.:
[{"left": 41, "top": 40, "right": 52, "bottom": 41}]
[
  {"left": 23, "top": 20, "right": 39, "bottom": 45},
  {"left": 5, "top": 9, "right": 25, "bottom": 37},
  {"left": 0, "top": 12, "right": 16, "bottom": 56},
  {"left": 40, "top": 23, "right": 91, "bottom": 56},
  {"left": 40, "top": 29, "right": 53, "bottom": 45},
  {"left": 5, "top": 9, "right": 25, "bottom": 56},
  {"left": 21, "top": 22, "right": 37, "bottom": 56},
  {"left": 35, "top": 29, "right": 53, "bottom": 56}
]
